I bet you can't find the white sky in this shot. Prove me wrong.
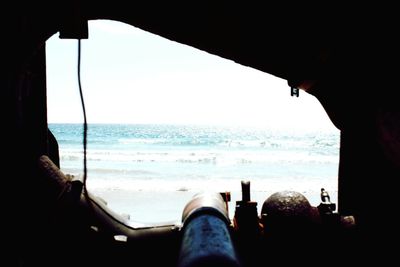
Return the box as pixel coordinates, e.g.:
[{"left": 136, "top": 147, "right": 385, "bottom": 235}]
[{"left": 46, "top": 20, "right": 338, "bottom": 132}]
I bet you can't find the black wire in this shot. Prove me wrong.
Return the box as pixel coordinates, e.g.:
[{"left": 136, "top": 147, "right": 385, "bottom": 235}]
[{"left": 77, "top": 39, "right": 89, "bottom": 198}]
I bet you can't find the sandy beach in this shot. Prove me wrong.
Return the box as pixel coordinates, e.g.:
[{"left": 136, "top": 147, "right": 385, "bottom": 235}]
[{"left": 90, "top": 186, "right": 338, "bottom": 225}]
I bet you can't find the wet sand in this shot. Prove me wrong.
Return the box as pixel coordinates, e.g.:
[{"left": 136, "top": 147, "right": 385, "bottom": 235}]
[{"left": 89, "top": 187, "right": 337, "bottom": 225}]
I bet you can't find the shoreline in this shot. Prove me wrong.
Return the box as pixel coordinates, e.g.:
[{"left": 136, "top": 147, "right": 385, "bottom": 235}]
[{"left": 90, "top": 187, "right": 338, "bottom": 225}]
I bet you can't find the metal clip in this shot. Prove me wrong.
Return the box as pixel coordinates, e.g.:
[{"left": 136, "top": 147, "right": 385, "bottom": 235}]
[
  {"left": 291, "top": 87, "right": 299, "bottom": 97},
  {"left": 318, "top": 188, "right": 336, "bottom": 215}
]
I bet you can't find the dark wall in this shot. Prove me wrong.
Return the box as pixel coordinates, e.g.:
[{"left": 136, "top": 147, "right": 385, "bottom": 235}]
[{"left": 3, "top": 1, "right": 400, "bottom": 265}]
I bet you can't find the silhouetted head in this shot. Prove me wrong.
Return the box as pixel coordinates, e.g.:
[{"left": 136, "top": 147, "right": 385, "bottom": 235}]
[{"left": 261, "top": 191, "right": 314, "bottom": 236}]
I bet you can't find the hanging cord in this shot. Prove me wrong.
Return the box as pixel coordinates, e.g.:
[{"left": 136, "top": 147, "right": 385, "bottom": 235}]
[{"left": 77, "top": 39, "right": 89, "bottom": 199}]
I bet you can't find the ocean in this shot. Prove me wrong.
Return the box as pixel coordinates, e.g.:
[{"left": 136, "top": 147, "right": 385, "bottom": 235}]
[{"left": 49, "top": 123, "right": 340, "bottom": 224}]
